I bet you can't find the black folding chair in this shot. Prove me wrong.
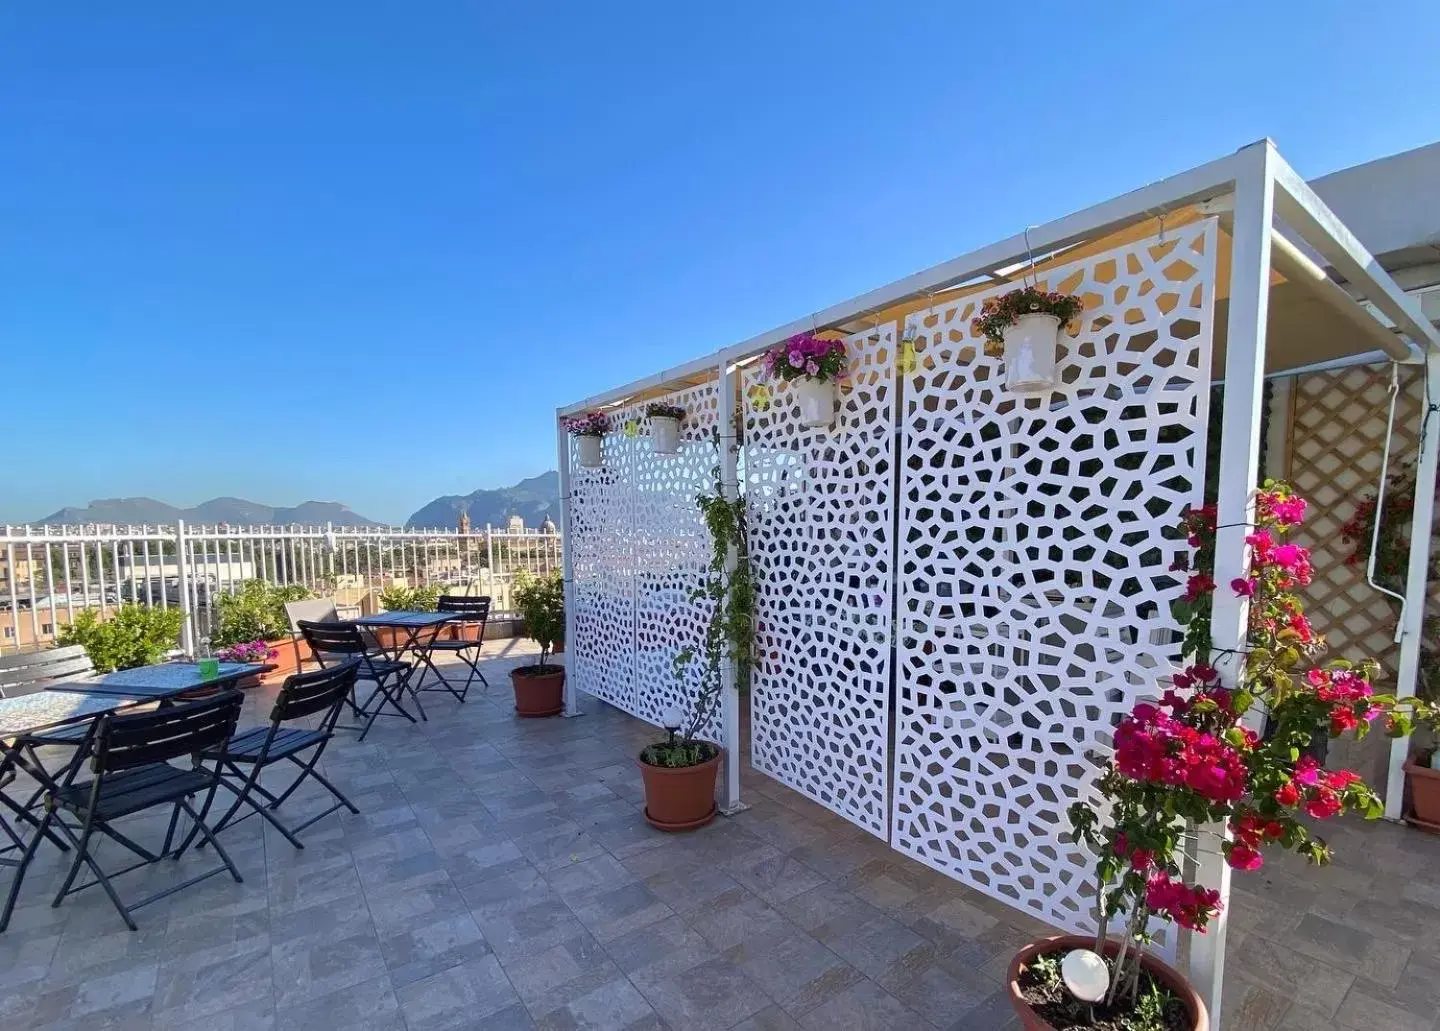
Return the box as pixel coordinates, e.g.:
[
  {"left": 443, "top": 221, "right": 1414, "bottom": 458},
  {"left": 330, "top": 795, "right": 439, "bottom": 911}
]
[
  {"left": 422, "top": 595, "right": 492, "bottom": 702},
  {"left": 298, "top": 621, "right": 417, "bottom": 742},
  {"left": 188, "top": 659, "right": 361, "bottom": 851},
  {"left": 23, "top": 691, "right": 245, "bottom": 931}
]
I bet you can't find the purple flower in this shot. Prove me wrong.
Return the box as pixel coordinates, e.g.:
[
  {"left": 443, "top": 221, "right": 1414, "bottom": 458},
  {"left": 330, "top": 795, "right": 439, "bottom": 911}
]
[
  {"left": 805, "top": 360, "right": 819, "bottom": 375},
  {"left": 788, "top": 349, "right": 804, "bottom": 367}
]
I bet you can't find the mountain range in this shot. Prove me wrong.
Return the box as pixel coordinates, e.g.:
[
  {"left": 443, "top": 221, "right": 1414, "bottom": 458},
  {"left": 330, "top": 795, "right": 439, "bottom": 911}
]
[
  {"left": 34, "top": 497, "right": 381, "bottom": 527},
  {"left": 30, "top": 470, "right": 562, "bottom": 530},
  {"left": 404, "top": 471, "right": 560, "bottom": 529}
]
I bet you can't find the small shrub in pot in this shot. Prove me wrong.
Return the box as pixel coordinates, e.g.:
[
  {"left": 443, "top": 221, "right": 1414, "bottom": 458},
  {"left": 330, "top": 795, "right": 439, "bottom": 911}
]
[{"left": 510, "top": 570, "right": 565, "bottom": 717}]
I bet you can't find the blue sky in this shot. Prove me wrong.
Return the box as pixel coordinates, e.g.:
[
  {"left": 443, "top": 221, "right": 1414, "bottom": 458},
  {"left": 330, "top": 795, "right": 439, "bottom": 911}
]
[{"left": 3, "top": 2, "right": 1437, "bottom": 524}]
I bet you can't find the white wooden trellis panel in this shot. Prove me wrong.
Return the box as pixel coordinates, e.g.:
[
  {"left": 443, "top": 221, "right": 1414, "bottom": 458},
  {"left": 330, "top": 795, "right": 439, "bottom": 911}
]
[
  {"left": 569, "top": 405, "right": 641, "bottom": 715},
  {"left": 632, "top": 382, "right": 723, "bottom": 740},
  {"left": 891, "top": 220, "right": 1218, "bottom": 947},
  {"left": 742, "top": 325, "right": 897, "bottom": 837}
]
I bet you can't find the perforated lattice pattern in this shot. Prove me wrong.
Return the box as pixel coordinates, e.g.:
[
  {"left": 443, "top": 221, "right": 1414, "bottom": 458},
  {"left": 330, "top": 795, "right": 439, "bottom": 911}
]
[
  {"left": 568, "top": 383, "right": 724, "bottom": 739},
  {"left": 570, "top": 405, "right": 640, "bottom": 716},
  {"left": 742, "top": 325, "right": 896, "bottom": 837},
  {"left": 634, "top": 383, "right": 723, "bottom": 740},
  {"left": 890, "top": 221, "right": 1218, "bottom": 943}
]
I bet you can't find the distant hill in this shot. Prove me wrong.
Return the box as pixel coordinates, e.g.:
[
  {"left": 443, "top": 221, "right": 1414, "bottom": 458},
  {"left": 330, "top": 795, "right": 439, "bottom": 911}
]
[
  {"left": 34, "top": 497, "right": 380, "bottom": 527},
  {"left": 406, "top": 471, "right": 560, "bottom": 529}
]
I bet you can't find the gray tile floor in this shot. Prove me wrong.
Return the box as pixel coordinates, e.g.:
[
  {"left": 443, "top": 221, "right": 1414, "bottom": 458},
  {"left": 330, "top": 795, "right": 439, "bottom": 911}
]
[{"left": 4, "top": 640, "right": 1440, "bottom": 1030}]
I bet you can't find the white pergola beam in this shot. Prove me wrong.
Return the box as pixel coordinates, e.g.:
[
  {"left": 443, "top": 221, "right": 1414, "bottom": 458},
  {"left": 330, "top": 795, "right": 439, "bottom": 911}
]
[
  {"left": 1270, "top": 156, "right": 1440, "bottom": 352},
  {"left": 559, "top": 147, "right": 1254, "bottom": 415}
]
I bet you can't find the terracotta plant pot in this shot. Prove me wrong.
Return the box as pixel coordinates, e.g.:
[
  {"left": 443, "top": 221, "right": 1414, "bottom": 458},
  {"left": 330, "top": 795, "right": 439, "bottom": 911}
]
[
  {"left": 638, "top": 744, "right": 721, "bottom": 832},
  {"left": 259, "top": 637, "right": 305, "bottom": 685},
  {"left": 1007, "top": 934, "right": 1207, "bottom": 1031},
  {"left": 1404, "top": 760, "right": 1440, "bottom": 829},
  {"left": 510, "top": 664, "right": 565, "bottom": 717}
]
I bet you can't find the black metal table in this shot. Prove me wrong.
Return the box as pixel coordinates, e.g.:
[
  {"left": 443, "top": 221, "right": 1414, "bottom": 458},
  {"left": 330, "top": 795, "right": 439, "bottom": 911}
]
[{"left": 352, "top": 611, "right": 458, "bottom": 717}]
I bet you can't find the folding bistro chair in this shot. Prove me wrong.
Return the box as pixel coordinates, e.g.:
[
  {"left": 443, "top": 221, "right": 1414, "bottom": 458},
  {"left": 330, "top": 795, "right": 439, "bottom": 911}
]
[
  {"left": 422, "top": 595, "right": 492, "bottom": 702},
  {"left": 28, "top": 691, "right": 245, "bottom": 931},
  {"left": 297, "top": 621, "right": 416, "bottom": 741},
  {"left": 188, "top": 659, "right": 361, "bottom": 851}
]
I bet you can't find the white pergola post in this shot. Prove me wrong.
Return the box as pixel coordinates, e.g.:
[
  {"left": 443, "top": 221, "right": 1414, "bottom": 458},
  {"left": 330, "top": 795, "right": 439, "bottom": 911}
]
[
  {"left": 556, "top": 413, "right": 581, "bottom": 716},
  {"left": 1385, "top": 348, "right": 1440, "bottom": 818},
  {"left": 717, "top": 361, "right": 746, "bottom": 813},
  {"left": 1191, "top": 143, "right": 1277, "bottom": 1029}
]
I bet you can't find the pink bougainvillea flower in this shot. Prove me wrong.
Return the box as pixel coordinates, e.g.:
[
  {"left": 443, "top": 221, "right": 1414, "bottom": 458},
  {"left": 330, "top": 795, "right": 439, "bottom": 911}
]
[
  {"left": 1227, "top": 844, "right": 1264, "bottom": 871},
  {"left": 1231, "top": 577, "right": 1257, "bottom": 597}
]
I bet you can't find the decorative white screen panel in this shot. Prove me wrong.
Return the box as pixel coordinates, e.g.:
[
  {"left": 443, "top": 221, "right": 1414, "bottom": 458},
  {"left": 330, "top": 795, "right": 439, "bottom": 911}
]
[
  {"left": 632, "top": 382, "right": 722, "bottom": 741},
  {"left": 743, "top": 326, "right": 896, "bottom": 837},
  {"left": 569, "top": 407, "right": 640, "bottom": 715},
  {"left": 891, "top": 221, "right": 1218, "bottom": 943},
  {"left": 568, "top": 383, "right": 724, "bottom": 740}
]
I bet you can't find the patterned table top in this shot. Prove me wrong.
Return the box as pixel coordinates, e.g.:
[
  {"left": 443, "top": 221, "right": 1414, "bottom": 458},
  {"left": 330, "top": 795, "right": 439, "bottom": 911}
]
[
  {"left": 0, "top": 691, "right": 137, "bottom": 740},
  {"left": 47, "top": 662, "right": 264, "bottom": 699}
]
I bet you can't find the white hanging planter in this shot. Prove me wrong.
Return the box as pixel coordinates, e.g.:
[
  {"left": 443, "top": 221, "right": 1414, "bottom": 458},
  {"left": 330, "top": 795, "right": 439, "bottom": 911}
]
[
  {"left": 1001, "top": 312, "right": 1062, "bottom": 393},
  {"left": 651, "top": 415, "right": 681, "bottom": 455},
  {"left": 576, "top": 434, "right": 603, "bottom": 468},
  {"left": 794, "top": 376, "right": 837, "bottom": 428}
]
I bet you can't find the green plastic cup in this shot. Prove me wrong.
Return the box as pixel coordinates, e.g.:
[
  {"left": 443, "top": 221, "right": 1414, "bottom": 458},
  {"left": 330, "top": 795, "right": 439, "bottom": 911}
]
[{"left": 198, "top": 658, "right": 220, "bottom": 680}]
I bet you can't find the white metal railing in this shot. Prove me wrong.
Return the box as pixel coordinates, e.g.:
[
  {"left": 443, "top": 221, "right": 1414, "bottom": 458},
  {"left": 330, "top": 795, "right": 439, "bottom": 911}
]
[{"left": 0, "top": 521, "right": 562, "bottom": 655}]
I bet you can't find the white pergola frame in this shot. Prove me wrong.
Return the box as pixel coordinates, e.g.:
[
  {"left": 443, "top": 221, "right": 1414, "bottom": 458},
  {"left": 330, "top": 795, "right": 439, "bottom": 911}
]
[{"left": 555, "top": 139, "right": 1440, "bottom": 1029}]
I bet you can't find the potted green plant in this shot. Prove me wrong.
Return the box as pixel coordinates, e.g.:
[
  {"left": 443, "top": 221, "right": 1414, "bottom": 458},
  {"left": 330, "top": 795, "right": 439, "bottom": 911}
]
[
  {"left": 565, "top": 411, "right": 608, "bottom": 468},
  {"left": 970, "top": 286, "right": 1084, "bottom": 394},
  {"left": 763, "top": 333, "right": 847, "bottom": 428},
  {"left": 638, "top": 483, "right": 753, "bottom": 830},
  {"left": 211, "top": 579, "right": 311, "bottom": 683},
  {"left": 1012, "top": 484, "right": 1432, "bottom": 1030},
  {"left": 58, "top": 605, "right": 185, "bottom": 672},
  {"left": 646, "top": 401, "right": 685, "bottom": 455},
  {"left": 510, "top": 570, "right": 565, "bottom": 716}
]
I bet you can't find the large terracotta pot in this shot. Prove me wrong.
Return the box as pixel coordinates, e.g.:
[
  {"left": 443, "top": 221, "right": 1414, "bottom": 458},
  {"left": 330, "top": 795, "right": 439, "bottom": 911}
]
[
  {"left": 1404, "top": 760, "right": 1440, "bottom": 829},
  {"left": 1007, "top": 935, "right": 1207, "bottom": 1031},
  {"left": 510, "top": 664, "right": 565, "bottom": 717},
  {"left": 638, "top": 744, "right": 721, "bottom": 832},
  {"left": 259, "top": 636, "right": 305, "bottom": 685}
]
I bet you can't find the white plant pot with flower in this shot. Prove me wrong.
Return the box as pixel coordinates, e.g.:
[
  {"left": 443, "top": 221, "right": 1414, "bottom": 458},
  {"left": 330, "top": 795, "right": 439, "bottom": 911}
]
[
  {"left": 795, "top": 377, "right": 836, "bottom": 428},
  {"left": 577, "top": 434, "right": 603, "bottom": 468},
  {"left": 1001, "top": 313, "right": 1062, "bottom": 393},
  {"left": 651, "top": 416, "right": 681, "bottom": 455}
]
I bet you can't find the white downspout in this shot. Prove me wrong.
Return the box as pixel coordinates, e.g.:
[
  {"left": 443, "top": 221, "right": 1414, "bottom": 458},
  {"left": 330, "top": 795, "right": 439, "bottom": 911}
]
[
  {"left": 1366, "top": 363, "right": 1409, "bottom": 618},
  {"left": 1384, "top": 348, "right": 1440, "bottom": 819}
]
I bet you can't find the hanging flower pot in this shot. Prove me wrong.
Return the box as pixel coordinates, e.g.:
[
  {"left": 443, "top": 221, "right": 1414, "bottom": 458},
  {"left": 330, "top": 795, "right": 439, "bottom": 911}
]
[
  {"left": 1003, "top": 313, "right": 1062, "bottom": 393},
  {"left": 564, "top": 411, "right": 608, "bottom": 469},
  {"left": 763, "top": 332, "right": 847, "bottom": 429},
  {"left": 794, "top": 376, "right": 836, "bottom": 428},
  {"left": 647, "top": 402, "right": 685, "bottom": 455},
  {"left": 576, "top": 434, "right": 603, "bottom": 468},
  {"left": 971, "top": 287, "right": 1084, "bottom": 394}
]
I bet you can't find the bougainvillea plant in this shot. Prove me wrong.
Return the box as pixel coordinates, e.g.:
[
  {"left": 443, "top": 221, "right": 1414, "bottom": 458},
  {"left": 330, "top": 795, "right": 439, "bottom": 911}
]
[
  {"left": 562, "top": 411, "right": 608, "bottom": 437},
  {"left": 646, "top": 402, "right": 685, "bottom": 420},
  {"left": 762, "top": 332, "right": 847, "bottom": 383},
  {"left": 215, "top": 640, "right": 278, "bottom": 664},
  {"left": 970, "top": 286, "right": 1085, "bottom": 356},
  {"left": 1067, "top": 480, "right": 1433, "bottom": 1007}
]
